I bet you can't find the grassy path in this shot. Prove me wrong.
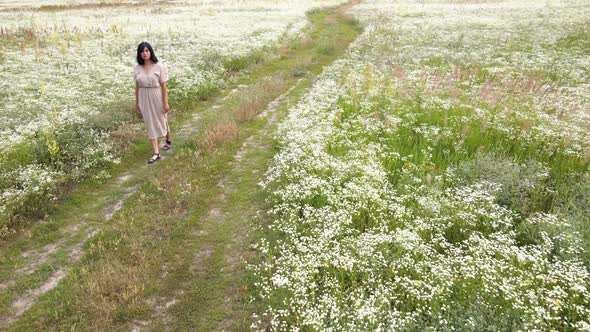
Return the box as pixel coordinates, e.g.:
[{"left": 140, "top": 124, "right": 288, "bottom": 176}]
[{"left": 0, "top": 3, "right": 361, "bottom": 331}]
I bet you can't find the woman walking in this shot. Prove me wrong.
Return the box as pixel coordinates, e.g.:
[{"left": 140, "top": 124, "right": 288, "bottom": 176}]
[{"left": 134, "top": 41, "right": 171, "bottom": 164}]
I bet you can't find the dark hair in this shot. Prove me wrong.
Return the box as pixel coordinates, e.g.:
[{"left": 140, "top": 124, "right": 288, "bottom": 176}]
[{"left": 136, "top": 41, "right": 159, "bottom": 65}]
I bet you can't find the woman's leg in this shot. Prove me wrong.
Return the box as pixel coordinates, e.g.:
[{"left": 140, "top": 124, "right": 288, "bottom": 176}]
[
  {"left": 162, "top": 130, "right": 172, "bottom": 150},
  {"left": 150, "top": 138, "right": 159, "bottom": 154},
  {"left": 147, "top": 138, "right": 162, "bottom": 164}
]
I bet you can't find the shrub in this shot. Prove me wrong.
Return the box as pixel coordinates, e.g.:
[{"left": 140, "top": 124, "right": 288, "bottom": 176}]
[
  {"left": 223, "top": 54, "right": 252, "bottom": 73},
  {"left": 0, "top": 164, "right": 62, "bottom": 237},
  {"left": 455, "top": 153, "right": 550, "bottom": 217}
]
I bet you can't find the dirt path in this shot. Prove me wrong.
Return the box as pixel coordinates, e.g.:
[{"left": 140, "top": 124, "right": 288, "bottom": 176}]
[
  {"left": 129, "top": 78, "right": 305, "bottom": 332},
  {"left": 0, "top": 2, "right": 361, "bottom": 330},
  {"left": 336, "top": 0, "right": 363, "bottom": 19}
]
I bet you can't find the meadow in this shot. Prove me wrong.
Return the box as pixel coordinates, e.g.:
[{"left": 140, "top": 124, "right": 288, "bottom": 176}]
[
  {"left": 2, "top": 0, "right": 590, "bottom": 330},
  {"left": 254, "top": 0, "right": 590, "bottom": 330},
  {"left": 0, "top": 0, "right": 345, "bottom": 236}
]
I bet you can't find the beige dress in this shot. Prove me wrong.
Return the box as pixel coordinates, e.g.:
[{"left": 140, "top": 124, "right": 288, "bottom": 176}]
[{"left": 134, "top": 63, "right": 169, "bottom": 139}]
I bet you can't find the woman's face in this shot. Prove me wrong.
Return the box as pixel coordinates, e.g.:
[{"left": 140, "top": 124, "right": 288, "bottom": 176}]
[{"left": 141, "top": 47, "right": 151, "bottom": 61}]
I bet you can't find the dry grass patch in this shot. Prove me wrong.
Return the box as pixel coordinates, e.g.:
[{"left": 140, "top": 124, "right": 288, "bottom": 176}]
[
  {"left": 197, "top": 73, "right": 290, "bottom": 151},
  {"left": 79, "top": 239, "right": 148, "bottom": 330},
  {"left": 109, "top": 123, "right": 144, "bottom": 154},
  {"left": 254, "top": 74, "right": 290, "bottom": 98},
  {"left": 36, "top": 2, "right": 158, "bottom": 12},
  {"left": 198, "top": 121, "right": 240, "bottom": 151},
  {"left": 298, "top": 34, "right": 315, "bottom": 49},
  {"left": 275, "top": 45, "right": 291, "bottom": 60},
  {"left": 233, "top": 75, "right": 290, "bottom": 123},
  {"left": 154, "top": 175, "right": 192, "bottom": 217},
  {"left": 234, "top": 95, "right": 266, "bottom": 123},
  {"left": 0, "top": 27, "right": 39, "bottom": 49}
]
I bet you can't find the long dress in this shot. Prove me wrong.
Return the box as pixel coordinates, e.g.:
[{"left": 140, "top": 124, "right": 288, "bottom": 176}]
[{"left": 134, "top": 63, "right": 169, "bottom": 139}]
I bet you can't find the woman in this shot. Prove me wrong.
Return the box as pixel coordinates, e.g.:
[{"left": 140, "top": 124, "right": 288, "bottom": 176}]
[{"left": 134, "top": 41, "right": 171, "bottom": 164}]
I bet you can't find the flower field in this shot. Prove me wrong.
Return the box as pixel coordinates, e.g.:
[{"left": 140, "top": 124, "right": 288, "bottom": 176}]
[
  {"left": 0, "top": 0, "right": 345, "bottom": 235},
  {"left": 254, "top": 0, "right": 590, "bottom": 330}
]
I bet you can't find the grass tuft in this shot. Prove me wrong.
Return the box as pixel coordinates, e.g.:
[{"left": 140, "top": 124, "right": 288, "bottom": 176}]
[{"left": 198, "top": 121, "right": 240, "bottom": 151}]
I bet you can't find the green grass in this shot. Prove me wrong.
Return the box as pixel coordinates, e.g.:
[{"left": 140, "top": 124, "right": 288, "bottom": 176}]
[
  {"left": 554, "top": 30, "right": 590, "bottom": 51},
  {"left": 223, "top": 54, "right": 253, "bottom": 73},
  {"left": 332, "top": 76, "right": 590, "bottom": 265}
]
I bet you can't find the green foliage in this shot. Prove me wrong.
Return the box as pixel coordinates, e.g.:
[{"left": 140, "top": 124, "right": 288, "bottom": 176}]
[
  {"left": 456, "top": 154, "right": 549, "bottom": 217},
  {"left": 552, "top": 172, "right": 590, "bottom": 264},
  {"left": 86, "top": 100, "right": 134, "bottom": 132},
  {"left": 555, "top": 30, "right": 590, "bottom": 51},
  {"left": 305, "top": 8, "right": 323, "bottom": 22},
  {"left": 223, "top": 54, "right": 252, "bottom": 73},
  {"left": 177, "top": 78, "right": 221, "bottom": 102},
  {"left": 315, "top": 34, "right": 337, "bottom": 55},
  {"left": 0, "top": 164, "right": 61, "bottom": 229}
]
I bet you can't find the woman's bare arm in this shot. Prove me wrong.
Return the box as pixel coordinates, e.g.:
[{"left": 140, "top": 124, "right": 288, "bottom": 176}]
[
  {"left": 135, "top": 81, "right": 140, "bottom": 113},
  {"left": 161, "top": 82, "right": 170, "bottom": 114}
]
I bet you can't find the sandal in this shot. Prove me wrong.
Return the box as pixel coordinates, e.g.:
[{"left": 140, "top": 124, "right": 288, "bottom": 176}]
[
  {"left": 147, "top": 153, "right": 161, "bottom": 164},
  {"left": 162, "top": 139, "right": 172, "bottom": 151}
]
